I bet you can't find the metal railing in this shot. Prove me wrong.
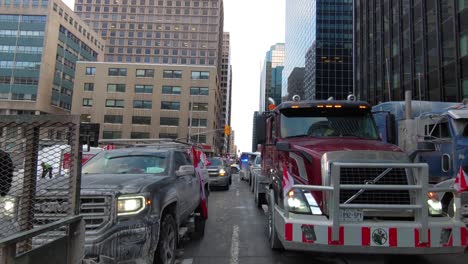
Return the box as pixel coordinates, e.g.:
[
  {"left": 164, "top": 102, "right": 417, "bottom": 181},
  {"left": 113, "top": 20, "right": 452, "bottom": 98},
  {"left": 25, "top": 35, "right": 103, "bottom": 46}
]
[
  {"left": 284, "top": 162, "right": 463, "bottom": 244},
  {"left": 0, "top": 115, "right": 82, "bottom": 262}
]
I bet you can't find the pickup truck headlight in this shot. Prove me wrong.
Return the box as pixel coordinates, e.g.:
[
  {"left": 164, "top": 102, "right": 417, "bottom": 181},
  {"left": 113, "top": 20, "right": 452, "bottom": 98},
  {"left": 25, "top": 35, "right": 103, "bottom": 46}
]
[
  {"left": 427, "top": 192, "right": 442, "bottom": 216},
  {"left": 0, "top": 195, "right": 16, "bottom": 219},
  {"left": 117, "top": 196, "right": 146, "bottom": 216},
  {"left": 219, "top": 169, "right": 226, "bottom": 176}
]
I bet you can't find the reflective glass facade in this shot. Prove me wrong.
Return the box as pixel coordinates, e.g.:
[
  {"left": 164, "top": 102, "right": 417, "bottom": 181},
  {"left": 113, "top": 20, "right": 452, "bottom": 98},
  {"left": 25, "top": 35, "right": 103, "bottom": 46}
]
[
  {"left": 282, "top": 0, "right": 314, "bottom": 96},
  {"left": 0, "top": 14, "right": 46, "bottom": 102},
  {"left": 284, "top": 0, "right": 353, "bottom": 100},
  {"left": 355, "top": 0, "right": 468, "bottom": 105},
  {"left": 260, "top": 43, "right": 284, "bottom": 111}
]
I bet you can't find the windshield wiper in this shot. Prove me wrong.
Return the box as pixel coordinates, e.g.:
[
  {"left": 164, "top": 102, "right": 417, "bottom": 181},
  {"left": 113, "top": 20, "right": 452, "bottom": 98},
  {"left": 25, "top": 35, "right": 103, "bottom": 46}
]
[{"left": 285, "top": 134, "right": 309, "bottom": 139}]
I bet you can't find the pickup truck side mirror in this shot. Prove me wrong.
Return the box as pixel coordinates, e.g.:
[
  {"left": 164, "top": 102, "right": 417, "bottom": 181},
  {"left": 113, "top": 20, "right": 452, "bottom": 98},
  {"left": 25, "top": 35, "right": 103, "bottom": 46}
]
[{"left": 176, "top": 165, "right": 195, "bottom": 176}]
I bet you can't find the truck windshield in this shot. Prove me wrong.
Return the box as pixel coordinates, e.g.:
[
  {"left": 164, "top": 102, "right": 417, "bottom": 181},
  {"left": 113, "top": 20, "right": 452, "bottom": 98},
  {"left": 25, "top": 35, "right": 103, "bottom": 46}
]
[
  {"left": 280, "top": 108, "right": 379, "bottom": 139},
  {"left": 83, "top": 152, "right": 168, "bottom": 174},
  {"left": 452, "top": 119, "right": 468, "bottom": 137}
]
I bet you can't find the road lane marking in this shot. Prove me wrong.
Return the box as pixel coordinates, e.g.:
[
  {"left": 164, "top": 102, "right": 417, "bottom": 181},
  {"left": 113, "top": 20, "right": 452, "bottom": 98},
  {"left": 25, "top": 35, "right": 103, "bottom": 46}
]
[
  {"left": 230, "top": 225, "right": 239, "bottom": 264},
  {"left": 236, "top": 190, "right": 239, "bottom": 196}
]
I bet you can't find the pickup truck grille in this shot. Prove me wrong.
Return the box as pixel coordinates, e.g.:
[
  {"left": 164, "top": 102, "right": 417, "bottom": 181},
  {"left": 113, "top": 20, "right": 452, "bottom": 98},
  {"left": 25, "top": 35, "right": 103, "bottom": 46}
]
[
  {"left": 34, "top": 195, "right": 112, "bottom": 231},
  {"left": 208, "top": 170, "right": 219, "bottom": 177},
  {"left": 339, "top": 167, "right": 411, "bottom": 205}
]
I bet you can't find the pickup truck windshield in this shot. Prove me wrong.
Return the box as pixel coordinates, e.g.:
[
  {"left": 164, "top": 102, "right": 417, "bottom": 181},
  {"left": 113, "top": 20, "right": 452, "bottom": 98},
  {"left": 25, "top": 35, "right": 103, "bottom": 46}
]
[
  {"left": 280, "top": 108, "right": 379, "bottom": 140},
  {"left": 207, "top": 158, "right": 223, "bottom": 166},
  {"left": 83, "top": 152, "right": 168, "bottom": 174}
]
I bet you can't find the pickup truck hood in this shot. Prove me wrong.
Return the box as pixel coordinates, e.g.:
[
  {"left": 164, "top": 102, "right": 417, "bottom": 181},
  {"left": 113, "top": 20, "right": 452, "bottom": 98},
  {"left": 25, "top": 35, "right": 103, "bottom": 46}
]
[
  {"left": 288, "top": 138, "right": 401, "bottom": 157},
  {"left": 80, "top": 173, "right": 169, "bottom": 193}
]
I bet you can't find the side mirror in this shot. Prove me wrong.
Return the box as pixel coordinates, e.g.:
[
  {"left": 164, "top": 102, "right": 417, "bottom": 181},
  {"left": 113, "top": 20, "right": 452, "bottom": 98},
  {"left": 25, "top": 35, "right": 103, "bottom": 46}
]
[
  {"left": 276, "top": 142, "right": 290, "bottom": 151},
  {"left": 385, "top": 113, "right": 396, "bottom": 144},
  {"left": 176, "top": 165, "right": 195, "bottom": 176},
  {"left": 255, "top": 115, "right": 267, "bottom": 145}
]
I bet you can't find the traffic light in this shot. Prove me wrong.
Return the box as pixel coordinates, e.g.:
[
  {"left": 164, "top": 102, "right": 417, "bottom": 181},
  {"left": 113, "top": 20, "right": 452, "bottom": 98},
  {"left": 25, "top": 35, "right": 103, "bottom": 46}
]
[{"left": 224, "top": 125, "right": 231, "bottom": 136}]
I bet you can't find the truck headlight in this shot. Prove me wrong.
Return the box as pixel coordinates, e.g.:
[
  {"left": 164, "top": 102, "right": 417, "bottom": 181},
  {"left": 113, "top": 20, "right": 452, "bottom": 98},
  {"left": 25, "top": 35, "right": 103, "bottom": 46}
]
[
  {"left": 427, "top": 192, "right": 442, "bottom": 216},
  {"left": 117, "top": 196, "right": 146, "bottom": 216},
  {"left": 219, "top": 169, "right": 226, "bottom": 176},
  {"left": 0, "top": 195, "right": 16, "bottom": 218},
  {"left": 286, "top": 190, "right": 311, "bottom": 214}
]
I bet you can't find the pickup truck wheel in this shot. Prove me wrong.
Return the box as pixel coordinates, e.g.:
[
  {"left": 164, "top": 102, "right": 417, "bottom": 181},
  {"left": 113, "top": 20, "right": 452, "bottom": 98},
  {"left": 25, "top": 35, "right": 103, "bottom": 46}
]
[
  {"left": 268, "top": 190, "right": 283, "bottom": 250},
  {"left": 193, "top": 213, "right": 206, "bottom": 239},
  {"left": 155, "top": 214, "right": 177, "bottom": 264}
]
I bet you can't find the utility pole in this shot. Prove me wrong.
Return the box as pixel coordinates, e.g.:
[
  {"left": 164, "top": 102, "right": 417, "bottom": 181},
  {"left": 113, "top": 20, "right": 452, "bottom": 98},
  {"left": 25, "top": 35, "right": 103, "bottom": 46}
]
[{"left": 385, "top": 58, "right": 391, "bottom": 101}]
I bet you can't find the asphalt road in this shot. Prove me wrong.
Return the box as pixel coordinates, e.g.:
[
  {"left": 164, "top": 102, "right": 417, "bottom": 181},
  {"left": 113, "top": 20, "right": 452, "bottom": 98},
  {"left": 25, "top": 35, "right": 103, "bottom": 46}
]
[{"left": 175, "top": 173, "right": 468, "bottom": 264}]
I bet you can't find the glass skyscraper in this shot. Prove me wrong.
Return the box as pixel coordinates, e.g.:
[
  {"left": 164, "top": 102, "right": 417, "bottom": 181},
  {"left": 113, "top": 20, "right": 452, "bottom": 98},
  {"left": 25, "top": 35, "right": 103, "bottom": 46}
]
[
  {"left": 284, "top": 0, "right": 353, "bottom": 101},
  {"left": 260, "top": 43, "right": 284, "bottom": 111},
  {"left": 355, "top": 0, "right": 468, "bottom": 105}
]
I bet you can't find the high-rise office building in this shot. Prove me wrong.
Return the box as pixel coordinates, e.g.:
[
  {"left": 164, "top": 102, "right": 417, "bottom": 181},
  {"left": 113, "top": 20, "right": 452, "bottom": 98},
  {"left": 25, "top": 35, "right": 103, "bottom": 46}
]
[
  {"left": 0, "top": 0, "right": 104, "bottom": 115},
  {"left": 283, "top": 0, "right": 353, "bottom": 100},
  {"left": 221, "top": 32, "right": 232, "bottom": 153},
  {"left": 354, "top": 0, "right": 468, "bottom": 105},
  {"left": 287, "top": 67, "right": 305, "bottom": 100},
  {"left": 73, "top": 0, "right": 227, "bottom": 153},
  {"left": 74, "top": 0, "right": 224, "bottom": 69},
  {"left": 260, "top": 43, "right": 284, "bottom": 111}
]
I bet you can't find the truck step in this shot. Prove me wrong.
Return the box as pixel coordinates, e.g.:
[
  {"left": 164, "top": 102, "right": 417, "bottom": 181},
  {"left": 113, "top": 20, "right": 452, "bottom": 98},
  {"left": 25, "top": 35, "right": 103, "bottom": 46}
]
[{"left": 179, "top": 227, "right": 189, "bottom": 238}]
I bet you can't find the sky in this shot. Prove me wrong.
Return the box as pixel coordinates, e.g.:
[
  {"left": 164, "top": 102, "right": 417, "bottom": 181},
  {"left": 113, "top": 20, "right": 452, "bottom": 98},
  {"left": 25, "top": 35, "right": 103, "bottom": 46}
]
[{"left": 63, "top": 0, "right": 285, "bottom": 154}]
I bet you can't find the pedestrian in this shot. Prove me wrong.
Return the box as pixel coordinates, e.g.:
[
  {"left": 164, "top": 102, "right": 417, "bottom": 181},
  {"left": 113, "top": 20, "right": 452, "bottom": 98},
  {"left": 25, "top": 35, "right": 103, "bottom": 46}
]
[
  {"left": 0, "top": 150, "right": 14, "bottom": 196},
  {"left": 41, "top": 162, "right": 53, "bottom": 179}
]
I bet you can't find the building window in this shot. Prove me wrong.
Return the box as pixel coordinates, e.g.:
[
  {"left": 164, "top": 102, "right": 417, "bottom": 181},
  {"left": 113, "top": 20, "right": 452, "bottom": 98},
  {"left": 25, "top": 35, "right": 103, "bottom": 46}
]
[
  {"left": 161, "top": 101, "right": 180, "bottom": 110},
  {"left": 135, "top": 85, "right": 153, "bottom": 93},
  {"left": 189, "top": 102, "right": 208, "bottom": 111},
  {"left": 163, "top": 70, "right": 182, "bottom": 78},
  {"left": 159, "top": 133, "right": 178, "bottom": 139},
  {"left": 81, "top": 114, "right": 91, "bottom": 123},
  {"left": 106, "top": 99, "right": 124, "bottom": 108},
  {"left": 132, "top": 116, "right": 151, "bottom": 125},
  {"left": 133, "top": 100, "right": 152, "bottom": 109},
  {"left": 191, "top": 71, "right": 209, "bottom": 80},
  {"left": 160, "top": 117, "right": 179, "bottom": 126},
  {"left": 106, "top": 83, "right": 126, "bottom": 92},
  {"left": 136, "top": 68, "right": 154, "bottom": 77},
  {"left": 189, "top": 118, "right": 207, "bottom": 127},
  {"left": 104, "top": 115, "right": 123, "bottom": 124},
  {"left": 190, "top": 87, "right": 209, "bottom": 95},
  {"left": 82, "top": 98, "right": 93, "bottom": 106},
  {"left": 108, "top": 68, "right": 127, "bottom": 76},
  {"left": 131, "top": 132, "right": 150, "bottom": 139},
  {"left": 103, "top": 131, "right": 122, "bottom": 139},
  {"left": 190, "top": 135, "right": 206, "bottom": 143},
  {"left": 162, "top": 86, "right": 181, "bottom": 94},
  {"left": 85, "top": 67, "right": 96, "bottom": 75}
]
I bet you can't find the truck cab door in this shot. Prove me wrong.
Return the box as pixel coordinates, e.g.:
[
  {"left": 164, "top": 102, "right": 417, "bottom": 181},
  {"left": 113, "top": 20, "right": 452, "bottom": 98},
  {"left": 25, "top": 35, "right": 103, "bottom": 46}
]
[{"left": 417, "top": 120, "right": 453, "bottom": 182}]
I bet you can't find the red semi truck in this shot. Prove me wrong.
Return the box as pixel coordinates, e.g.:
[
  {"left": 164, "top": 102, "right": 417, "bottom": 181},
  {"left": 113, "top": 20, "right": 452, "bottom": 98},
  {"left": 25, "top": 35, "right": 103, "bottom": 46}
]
[{"left": 255, "top": 96, "right": 467, "bottom": 254}]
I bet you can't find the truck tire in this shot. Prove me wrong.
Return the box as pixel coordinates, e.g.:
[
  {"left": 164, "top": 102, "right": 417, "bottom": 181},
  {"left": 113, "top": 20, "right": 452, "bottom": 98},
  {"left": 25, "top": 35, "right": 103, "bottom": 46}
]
[
  {"left": 268, "top": 190, "right": 283, "bottom": 250},
  {"left": 192, "top": 200, "right": 207, "bottom": 239},
  {"left": 251, "top": 176, "right": 255, "bottom": 193},
  {"left": 155, "top": 214, "right": 177, "bottom": 264}
]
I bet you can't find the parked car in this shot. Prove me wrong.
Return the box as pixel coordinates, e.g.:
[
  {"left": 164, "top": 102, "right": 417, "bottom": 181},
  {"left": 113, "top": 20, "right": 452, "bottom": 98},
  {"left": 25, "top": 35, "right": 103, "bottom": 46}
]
[
  {"left": 206, "top": 157, "right": 232, "bottom": 190},
  {"left": 239, "top": 152, "right": 260, "bottom": 181},
  {"left": 34, "top": 142, "right": 209, "bottom": 264}
]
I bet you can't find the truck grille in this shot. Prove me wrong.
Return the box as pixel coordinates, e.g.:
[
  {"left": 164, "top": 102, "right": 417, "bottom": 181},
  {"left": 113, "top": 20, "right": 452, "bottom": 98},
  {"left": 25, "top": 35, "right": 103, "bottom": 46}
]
[
  {"left": 34, "top": 195, "right": 112, "bottom": 231},
  {"left": 339, "top": 167, "right": 411, "bottom": 205},
  {"left": 208, "top": 170, "right": 219, "bottom": 177}
]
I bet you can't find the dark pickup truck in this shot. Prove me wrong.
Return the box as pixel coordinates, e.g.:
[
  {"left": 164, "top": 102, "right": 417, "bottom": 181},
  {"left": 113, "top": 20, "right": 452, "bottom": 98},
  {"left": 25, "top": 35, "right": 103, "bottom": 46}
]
[{"left": 34, "top": 142, "right": 208, "bottom": 264}]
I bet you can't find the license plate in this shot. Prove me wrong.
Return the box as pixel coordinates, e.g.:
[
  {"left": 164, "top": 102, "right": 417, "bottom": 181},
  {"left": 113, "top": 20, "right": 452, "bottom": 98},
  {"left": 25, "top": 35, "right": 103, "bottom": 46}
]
[{"left": 340, "top": 209, "right": 363, "bottom": 222}]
